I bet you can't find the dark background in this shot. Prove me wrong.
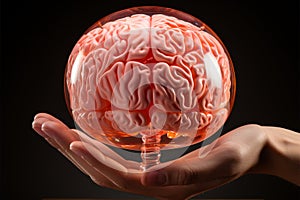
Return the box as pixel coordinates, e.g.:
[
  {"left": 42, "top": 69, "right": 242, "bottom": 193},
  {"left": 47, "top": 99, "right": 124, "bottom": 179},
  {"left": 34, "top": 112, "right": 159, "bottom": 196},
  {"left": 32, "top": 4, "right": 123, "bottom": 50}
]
[{"left": 1, "top": 0, "right": 300, "bottom": 199}]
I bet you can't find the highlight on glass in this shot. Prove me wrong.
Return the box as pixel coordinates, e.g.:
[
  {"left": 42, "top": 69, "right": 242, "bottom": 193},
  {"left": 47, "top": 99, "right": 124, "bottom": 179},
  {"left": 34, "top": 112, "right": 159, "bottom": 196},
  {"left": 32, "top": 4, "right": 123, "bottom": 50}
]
[{"left": 64, "top": 6, "right": 236, "bottom": 171}]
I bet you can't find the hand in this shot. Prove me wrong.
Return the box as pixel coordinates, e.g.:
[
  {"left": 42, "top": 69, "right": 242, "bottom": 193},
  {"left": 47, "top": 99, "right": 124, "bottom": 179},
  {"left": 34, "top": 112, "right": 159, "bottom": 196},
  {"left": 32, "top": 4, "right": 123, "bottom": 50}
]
[
  {"left": 32, "top": 113, "right": 204, "bottom": 199},
  {"left": 32, "top": 113, "right": 300, "bottom": 200}
]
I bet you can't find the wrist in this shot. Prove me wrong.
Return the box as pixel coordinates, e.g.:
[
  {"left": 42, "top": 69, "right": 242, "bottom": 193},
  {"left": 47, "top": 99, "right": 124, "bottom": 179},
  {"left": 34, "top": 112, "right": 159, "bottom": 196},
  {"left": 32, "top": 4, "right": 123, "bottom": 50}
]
[{"left": 252, "top": 126, "right": 300, "bottom": 186}]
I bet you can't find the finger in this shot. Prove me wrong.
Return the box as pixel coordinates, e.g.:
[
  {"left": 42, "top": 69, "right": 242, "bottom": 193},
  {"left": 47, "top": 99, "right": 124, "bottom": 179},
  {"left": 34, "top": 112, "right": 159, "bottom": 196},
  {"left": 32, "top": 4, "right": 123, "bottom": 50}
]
[
  {"left": 70, "top": 141, "right": 141, "bottom": 191},
  {"left": 35, "top": 115, "right": 142, "bottom": 185},
  {"left": 215, "top": 124, "right": 266, "bottom": 148},
  {"left": 142, "top": 152, "right": 221, "bottom": 186},
  {"left": 74, "top": 130, "right": 140, "bottom": 170},
  {"left": 32, "top": 116, "right": 92, "bottom": 176},
  {"left": 66, "top": 141, "right": 118, "bottom": 189},
  {"left": 181, "top": 139, "right": 219, "bottom": 160},
  {"left": 142, "top": 124, "right": 267, "bottom": 187},
  {"left": 34, "top": 113, "right": 69, "bottom": 129},
  {"left": 34, "top": 118, "right": 90, "bottom": 174},
  {"left": 32, "top": 112, "right": 70, "bottom": 139},
  {"left": 33, "top": 114, "right": 130, "bottom": 190},
  {"left": 32, "top": 116, "right": 57, "bottom": 138},
  {"left": 69, "top": 141, "right": 194, "bottom": 197},
  {"left": 34, "top": 113, "right": 140, "bottom": 170},
  {"left": 71, "top": 140, "right": 216, "bottom": 199},
  {"left": 41, "top": 120, "right": 80, "bottom": 150},
  {"left": 32, "top": 117, "right": 66, "bottom": 153}
]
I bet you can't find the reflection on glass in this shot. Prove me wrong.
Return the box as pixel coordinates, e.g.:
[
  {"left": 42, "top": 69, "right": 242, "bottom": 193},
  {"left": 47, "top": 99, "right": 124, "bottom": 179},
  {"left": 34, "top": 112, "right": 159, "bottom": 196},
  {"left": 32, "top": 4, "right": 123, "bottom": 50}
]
[{"left": 64, "top": 6, "right": 236, "bottom": 170}]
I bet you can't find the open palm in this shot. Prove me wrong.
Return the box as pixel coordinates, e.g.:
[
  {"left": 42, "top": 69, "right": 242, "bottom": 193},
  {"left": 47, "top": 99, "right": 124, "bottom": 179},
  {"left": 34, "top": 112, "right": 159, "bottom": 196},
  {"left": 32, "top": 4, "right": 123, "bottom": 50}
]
[{"left": 32, "top": 113, "right": 300, "bottom": 200}]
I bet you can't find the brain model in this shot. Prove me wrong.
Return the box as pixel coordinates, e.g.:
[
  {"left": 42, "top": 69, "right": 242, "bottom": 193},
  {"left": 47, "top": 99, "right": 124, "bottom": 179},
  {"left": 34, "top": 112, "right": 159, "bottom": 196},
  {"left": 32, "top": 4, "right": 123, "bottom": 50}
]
[{"left": 65, "top": 7, "right": 235, "bottom": 151}]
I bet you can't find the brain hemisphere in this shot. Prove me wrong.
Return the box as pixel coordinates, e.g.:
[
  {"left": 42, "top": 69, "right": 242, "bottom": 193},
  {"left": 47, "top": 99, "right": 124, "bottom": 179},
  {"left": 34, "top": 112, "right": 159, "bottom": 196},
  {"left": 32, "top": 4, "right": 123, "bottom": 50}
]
[{"left": 66, "top": 14, "right": 231, "bottom": 139}]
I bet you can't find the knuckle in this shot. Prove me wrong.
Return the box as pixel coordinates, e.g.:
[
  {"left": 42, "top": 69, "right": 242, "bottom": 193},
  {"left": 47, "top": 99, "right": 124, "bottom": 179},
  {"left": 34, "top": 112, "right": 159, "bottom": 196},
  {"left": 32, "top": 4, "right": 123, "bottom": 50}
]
[
  {"left": 246, "top": 124, "right": 267, "bottom": 143},
  {"left": 243, "top": 124, "right": 265, "bottom": 139},
  {"left": 244, "top": 124, "right": 261, "bottom": 130}
]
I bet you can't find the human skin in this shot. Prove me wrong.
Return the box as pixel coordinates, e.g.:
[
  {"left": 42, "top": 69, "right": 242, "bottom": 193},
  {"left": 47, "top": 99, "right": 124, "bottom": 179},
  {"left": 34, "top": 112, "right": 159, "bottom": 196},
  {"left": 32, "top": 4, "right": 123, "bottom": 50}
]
[{"left": 32, "top": 113, "right": 300, "bottom": 200}]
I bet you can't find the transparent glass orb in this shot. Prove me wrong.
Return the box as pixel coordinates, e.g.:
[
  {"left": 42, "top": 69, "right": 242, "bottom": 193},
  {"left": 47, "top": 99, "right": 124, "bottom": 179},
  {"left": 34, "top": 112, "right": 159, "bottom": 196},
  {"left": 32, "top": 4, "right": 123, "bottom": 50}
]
[{"left": 64, "top": 6, "right": 236, "bottom": 169}]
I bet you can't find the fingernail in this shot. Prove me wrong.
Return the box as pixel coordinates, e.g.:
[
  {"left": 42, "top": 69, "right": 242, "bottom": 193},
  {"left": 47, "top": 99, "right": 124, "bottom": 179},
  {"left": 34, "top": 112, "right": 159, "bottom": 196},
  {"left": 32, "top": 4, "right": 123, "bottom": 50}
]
[{"left": 144, "top": 172, "right": 166, "bottom": 186}]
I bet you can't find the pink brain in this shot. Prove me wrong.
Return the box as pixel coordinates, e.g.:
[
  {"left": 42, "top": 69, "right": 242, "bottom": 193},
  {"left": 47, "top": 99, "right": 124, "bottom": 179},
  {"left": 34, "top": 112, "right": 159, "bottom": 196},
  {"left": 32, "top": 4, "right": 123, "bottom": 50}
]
[{"left": 65, "top": 14, "right": 232, "bottom": 148}]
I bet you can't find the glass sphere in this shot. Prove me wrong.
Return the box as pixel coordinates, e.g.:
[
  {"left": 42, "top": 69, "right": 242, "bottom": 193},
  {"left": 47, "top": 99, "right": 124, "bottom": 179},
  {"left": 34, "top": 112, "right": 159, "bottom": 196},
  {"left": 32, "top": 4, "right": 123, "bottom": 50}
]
[{"left": 64, "top": 6, "right": 236, "bottom": 152}]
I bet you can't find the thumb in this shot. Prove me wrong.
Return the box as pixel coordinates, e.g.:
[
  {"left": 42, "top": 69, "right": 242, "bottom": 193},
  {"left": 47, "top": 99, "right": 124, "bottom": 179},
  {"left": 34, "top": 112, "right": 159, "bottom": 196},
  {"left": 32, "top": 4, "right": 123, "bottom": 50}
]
[
  {"left": 142, "top": 142, "right": 243, "bottom": 187},
  {"left": 142, "top": 125, "right": 267, "bottom": 187}
]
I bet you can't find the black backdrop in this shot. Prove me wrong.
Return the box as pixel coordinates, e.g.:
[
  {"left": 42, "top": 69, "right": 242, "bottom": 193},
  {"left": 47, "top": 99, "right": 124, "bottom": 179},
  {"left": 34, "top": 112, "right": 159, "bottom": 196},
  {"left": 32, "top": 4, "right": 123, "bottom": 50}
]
[{"left": 1, "top": 0, "right": 300, "bottom": 199}]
